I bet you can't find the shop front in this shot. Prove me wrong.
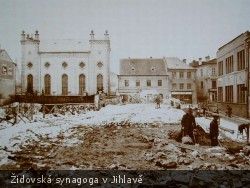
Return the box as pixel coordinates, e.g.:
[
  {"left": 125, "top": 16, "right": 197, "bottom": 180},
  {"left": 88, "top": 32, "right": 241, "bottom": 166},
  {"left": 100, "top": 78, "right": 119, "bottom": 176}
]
[{"left": 171, "top": 91, "right": 192, "bottom": 104}]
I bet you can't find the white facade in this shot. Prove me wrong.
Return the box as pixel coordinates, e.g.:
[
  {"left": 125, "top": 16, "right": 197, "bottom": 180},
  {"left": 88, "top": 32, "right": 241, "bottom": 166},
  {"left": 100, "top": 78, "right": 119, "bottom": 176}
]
[
  {"left": 21, "top": 30, "right": 111, "bottom": 96},
  {"left": 216, "top": 31, "right": 249, "bottom": 118},
  {"left": 117, "top": 58, "right": 169, "bottom": 103}
]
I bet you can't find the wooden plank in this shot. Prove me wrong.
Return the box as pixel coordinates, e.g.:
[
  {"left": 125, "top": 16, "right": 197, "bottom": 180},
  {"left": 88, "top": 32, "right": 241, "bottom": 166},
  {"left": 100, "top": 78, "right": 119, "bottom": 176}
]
[{"left": 219, "top": 126, "right": 234, "bottom": 134}]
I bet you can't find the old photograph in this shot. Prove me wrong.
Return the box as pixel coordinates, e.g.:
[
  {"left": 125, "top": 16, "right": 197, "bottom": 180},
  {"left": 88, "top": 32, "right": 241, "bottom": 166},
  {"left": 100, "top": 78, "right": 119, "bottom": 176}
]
[{"left": 0, "top": 0, "right": 250, "bottom": 186}]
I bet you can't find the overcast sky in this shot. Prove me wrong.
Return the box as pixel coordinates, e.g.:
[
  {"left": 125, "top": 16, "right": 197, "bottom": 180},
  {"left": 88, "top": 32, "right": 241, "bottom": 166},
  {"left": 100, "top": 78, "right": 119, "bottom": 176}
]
[{"left": 0, "top": 0, "right": 249, "bottom": 73}]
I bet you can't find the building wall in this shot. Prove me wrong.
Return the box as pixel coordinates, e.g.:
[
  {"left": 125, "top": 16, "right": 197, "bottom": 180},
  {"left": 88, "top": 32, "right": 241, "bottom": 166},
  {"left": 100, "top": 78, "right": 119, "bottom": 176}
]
[
  {"left": 21, "top": 31, "right": 110, "bottom": 96},
  {"left": 194, "top": 61, "right": 217, "bottom": 103},
  {"left": 216, "top": 31, "right": 249, "bottom": 118},
  {"left": 21, "top": 39, "right": 40, "bottom": 93},
  {"left": 0, "top": 50, "right": 15, "bottom": 105},
  {"left": 110, "top": 72, "right": 118, "bottom": 96},
  {"left": 40, "top": 53, "right": 89, "bottom": 95},
  {"left": 169, "top": 70, "right": 197, "bottom": 103},
  {"left": 118, "top": 75, "right": 169, "bottom": 99}
]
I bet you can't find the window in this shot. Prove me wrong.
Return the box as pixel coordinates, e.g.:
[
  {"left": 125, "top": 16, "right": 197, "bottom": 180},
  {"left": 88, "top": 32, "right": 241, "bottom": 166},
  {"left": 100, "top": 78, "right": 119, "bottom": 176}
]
[
  {"left": 136, "top": 80, "right": 140, "bottom": 87},
  {"left": 218, "top": 87, "right": 223, "bottom": 102},
  {"left": 79, "top": 62, "right": 85, "bottom": 68},
  {"left": 97, "top": 62, "right": 103, "bottom": 68},
  {"left": 62, "top": 74, "right": 68, "bottom": 95},
  {"left": 187, "top": 72, "right": 191, "bottom": 78},
  {"left": 212, "top": 68, "right": 216, "bottom": 76},
  {"left": 237, "top": 84, "right": 246, "bottom": 103},
  {"left": 187, "top": 83, "right": 191, "bottom": 89},
  {"left": 158, "top": 80, "right": 162, "bottom": 87},
  {"left": 180, "top": 83, "right": 184, "bottom": 90},
  {"left": 27, "top": 74, "right": 33, "bottom": 94},
  {"left": 179, "top": 72, "right": 184, "bottom": 78},
  {"left": 212, "top": 81, "right": 216, "bottom": 89},
  {"left": 237, "top": 50, "right": 245, "bottom": 71},
  {"left": 172, "top": 72, "right": 176, "bottom": 79},
  {"left": 62, "top": 62, "right": 68, "bottom": 68},
  {"left": 97, "top": 74, "right": 103, "bottom": 91},
  {"left": 218, "top": 61, "right": 223, "bottom": 76},
  {"left": 125, "top": 80, "right": 129, "bottom": 87},
  {"left": 225, "top": 85, "right": 233, "bottom": 102},
  {"left": 201, "top": 81, "right": 203, "bottom": 89},
  {"left": 172, "top": 83, "right": 177, "bottom": 90},
  {"left": 27, "top": 62, "right": 33, "bottom": 69},
  {"left": 226, "top": 55, "right": 233, "bottom": 74},
  {"left": 2, "top": 65, "right": 7, "bottom": 75},
  {"left": 79, "top": 74, "right": 85, "bottom": 95},
  {"left": 147, "top": 80, "right": 151, "bottom": 87},
  {"left": 8, "top": 67, "right": 13, "bottom": 76},
  {"left": 44, "top": 74, "right": 51, "bottom": 95},
  {"left": 200, "top": 69, "right": 203, "bottom": 77},
  {"left": 45, "top": 62, "right": 50, "bottom": 68}
]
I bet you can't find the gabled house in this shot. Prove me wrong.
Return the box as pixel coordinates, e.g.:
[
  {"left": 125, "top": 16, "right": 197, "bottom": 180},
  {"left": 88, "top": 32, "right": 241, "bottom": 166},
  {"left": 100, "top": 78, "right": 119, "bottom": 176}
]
[
  {"left": 117, "top": 58, "right": 169, "bottom": 103},
  {"left": 0, "top": 49, "right": 16, "bottom": 105}
]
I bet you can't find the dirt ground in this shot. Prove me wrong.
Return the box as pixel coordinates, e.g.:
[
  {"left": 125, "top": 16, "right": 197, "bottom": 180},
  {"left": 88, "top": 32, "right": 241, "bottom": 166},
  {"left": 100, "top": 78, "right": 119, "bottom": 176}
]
[{"left": 1, "top": 123, "right": 250, "bottom": 170}]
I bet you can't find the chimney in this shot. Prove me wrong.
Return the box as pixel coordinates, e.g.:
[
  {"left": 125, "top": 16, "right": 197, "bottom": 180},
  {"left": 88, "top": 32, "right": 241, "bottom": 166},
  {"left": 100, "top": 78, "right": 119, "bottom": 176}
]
[
  {"left": 183, "top": 59, "right": 186, "bottom": 63},
  {"left": 205, "top": 55, "right": 210, "bottom": 62},
  {"left": 199, "top": 58, "right": 202, "bottom": 65}
]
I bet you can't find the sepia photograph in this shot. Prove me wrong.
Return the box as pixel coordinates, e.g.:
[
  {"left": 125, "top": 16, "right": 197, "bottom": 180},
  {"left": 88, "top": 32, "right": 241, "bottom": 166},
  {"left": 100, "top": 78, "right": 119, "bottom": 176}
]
[{"left": 0, "top": 0, "right": 250, "bottom": 186}]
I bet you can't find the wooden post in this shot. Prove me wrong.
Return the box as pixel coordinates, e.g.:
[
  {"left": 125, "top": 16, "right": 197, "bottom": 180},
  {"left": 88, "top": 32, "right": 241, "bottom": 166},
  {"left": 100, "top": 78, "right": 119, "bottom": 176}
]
[
  {"left": 42, "top": 104, "right": 45, "bottom": 118},
  {"left": 13, "top": 107, "right": 17, "bottom": 125},
  {"left": 247, "top": 125, "right": 249, "bottom": 143},
  {"left": 30, "top": 103, "right": 34, "bottom": 120}
]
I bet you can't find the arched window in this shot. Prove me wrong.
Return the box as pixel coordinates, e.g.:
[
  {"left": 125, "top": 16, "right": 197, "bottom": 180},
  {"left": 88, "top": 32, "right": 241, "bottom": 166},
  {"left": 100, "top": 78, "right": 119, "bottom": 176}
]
[
  {"left": 97, "top": 74, "right": 103, "bottom": 92},
  {"left": 27, "top": 74, "right": 33, "bottom": 94},
  {"left": 79, "top": 74, "right": 85, "bottom": 95},
  {"left": 62, "top": 74, "right": 68, "bottom": 95},
  {"left": 44, "top": 74, "right": 51, "bottom": 95}
]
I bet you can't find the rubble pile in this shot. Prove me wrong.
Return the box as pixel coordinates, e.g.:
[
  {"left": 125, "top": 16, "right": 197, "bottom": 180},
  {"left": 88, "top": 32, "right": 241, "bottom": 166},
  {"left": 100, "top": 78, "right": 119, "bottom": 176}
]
[
  {"left": 1, "top": 121, "right": 250, "bottom": 171},
  {"left": 168, "top": 124, "right": 211, "bottom": 146}
]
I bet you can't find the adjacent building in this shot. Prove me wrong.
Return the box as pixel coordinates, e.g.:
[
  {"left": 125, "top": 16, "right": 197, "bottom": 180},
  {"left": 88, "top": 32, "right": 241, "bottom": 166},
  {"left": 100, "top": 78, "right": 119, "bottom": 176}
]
[
  {"left": 20, "top": 30, "right": 111, "bottom": 96},
  {"left": 216, "top": 31, "right": 250, "bottom": 118},
  {"left": 0, "top": 49, "right": 16, "bottom": 105},
  {"left": 118, "top": 58, "right": 169, "bottom": 103},
  {"left": 117, "top": 57, "right": 197, "bottom": 104},
  {"left": 164, "top": 57, "right": 197, "bottom": 104},
  {"left": 190, "top": 56, "right": 217, "bottom": 103}
]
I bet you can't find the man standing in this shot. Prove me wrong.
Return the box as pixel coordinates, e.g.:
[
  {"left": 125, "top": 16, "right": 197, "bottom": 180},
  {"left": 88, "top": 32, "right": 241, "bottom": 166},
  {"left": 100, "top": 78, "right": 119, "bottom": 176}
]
[
  {"left": 181, "top": 108, "right": 197, "bottom": 143},
  {"left": 210, "top": 113, "right": 219, "bottom": 146},
  {"left": 155, "top": 95, "right": 161, "bottom": 109}
]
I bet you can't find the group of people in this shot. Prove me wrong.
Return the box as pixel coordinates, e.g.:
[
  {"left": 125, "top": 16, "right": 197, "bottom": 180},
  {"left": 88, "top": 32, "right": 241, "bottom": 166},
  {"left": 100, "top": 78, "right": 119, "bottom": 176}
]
[{"left": 178, "top": 107, "right": 219, "bottom": 146}]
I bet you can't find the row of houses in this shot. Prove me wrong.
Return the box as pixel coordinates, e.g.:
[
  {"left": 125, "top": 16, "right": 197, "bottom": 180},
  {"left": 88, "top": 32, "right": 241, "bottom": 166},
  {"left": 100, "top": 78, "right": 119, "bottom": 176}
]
[{"left": 0, "top": 30, "right": 249, "bottom": 118}]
